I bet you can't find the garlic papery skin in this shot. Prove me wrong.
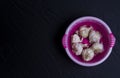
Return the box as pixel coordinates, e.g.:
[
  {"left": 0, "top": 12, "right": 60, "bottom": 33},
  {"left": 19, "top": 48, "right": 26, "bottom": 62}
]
[
  {"left": 79, "top": 26, "right": 92, "bottom": 38},
  {"left": 92, "top": 42, "right": 104, "bottom": 54},
  {"left": 89, "top": 30, "right": 101, "bottom": 43},
  {"left": 72, "top": 43, "right": 83, "bottom": 55},
  {"left": 71, "top": 34, "right": 81, "bottom": 43},
  {"left": 82, "top": 48, "right": 94, "bottom": 61}
]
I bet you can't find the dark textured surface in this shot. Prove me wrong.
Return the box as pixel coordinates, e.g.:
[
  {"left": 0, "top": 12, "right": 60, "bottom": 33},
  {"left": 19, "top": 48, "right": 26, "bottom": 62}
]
[{"left": 0, "top": 0, "right": 120, "bottom": 78}]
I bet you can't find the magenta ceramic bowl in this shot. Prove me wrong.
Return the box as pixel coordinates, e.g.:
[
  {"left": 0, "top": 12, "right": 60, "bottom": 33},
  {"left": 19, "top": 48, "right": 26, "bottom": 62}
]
[{"left": 62, "top": 16, "right": 116, "bottom": 67}]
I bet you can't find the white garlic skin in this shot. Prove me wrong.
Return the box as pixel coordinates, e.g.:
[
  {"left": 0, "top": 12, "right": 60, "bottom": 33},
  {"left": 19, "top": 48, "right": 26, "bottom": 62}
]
[
  {"left": 79, "top": 26, "right": 92, "bottom": 38},
  {"left": 82, "top": 48, "right": 94, "bottom": 61},
  {"left": 75, "top": 30, "right": 79, "bottom": 35},
  {"left": 71, "top": 34, "right": 81, "bottom": 43},
  {"left": 89, "top": 30, "right": 101, "bottom": 43},
  {"left": 92, "top": 42, "right": 104, "bottom": 54},
  {"left": 72, "top": 43, "right": 83, "bottom": 55}
]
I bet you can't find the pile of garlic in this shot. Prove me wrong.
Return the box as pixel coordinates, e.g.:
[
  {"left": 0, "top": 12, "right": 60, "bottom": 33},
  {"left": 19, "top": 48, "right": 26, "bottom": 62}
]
[{"left": 71, "top": 25, "right": 104, "bottom": 61}]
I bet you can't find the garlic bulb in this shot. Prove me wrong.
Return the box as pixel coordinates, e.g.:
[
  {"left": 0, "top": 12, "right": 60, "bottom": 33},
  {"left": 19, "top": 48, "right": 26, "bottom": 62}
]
[
  {"left": 92, "top": 42, "right": 104, "bottom": 53},
  {"left": 89, "top": 30, "right": 101, "bottom": 43},
  {"left": 72, "top": 43, "right": 83, "bottom": 55},
  {"left": 79, "top": 26, "right": 92, "bottom": 38},
  {"left": 71, "top": 34, "right": 82, "bottom": 43},
  {"left": 82, "top": 48, "right": 94, "bottom": 61}
]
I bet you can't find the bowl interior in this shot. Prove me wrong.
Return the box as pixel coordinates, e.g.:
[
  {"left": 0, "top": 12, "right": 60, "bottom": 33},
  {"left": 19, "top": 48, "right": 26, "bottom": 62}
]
[{"left": 67, "top": 19, "right": 111, "bottom": 63}]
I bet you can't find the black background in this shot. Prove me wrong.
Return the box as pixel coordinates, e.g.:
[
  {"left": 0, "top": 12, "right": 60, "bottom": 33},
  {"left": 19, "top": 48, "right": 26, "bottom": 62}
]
[{"left": 0, "top": 0, "right": 120, "bottom": 78}]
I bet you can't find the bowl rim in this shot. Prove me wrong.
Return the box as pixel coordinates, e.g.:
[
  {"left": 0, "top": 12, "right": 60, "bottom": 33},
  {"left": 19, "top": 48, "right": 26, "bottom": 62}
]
[{"left": 62, "top": 16, "right": 115, "bottom": 67}]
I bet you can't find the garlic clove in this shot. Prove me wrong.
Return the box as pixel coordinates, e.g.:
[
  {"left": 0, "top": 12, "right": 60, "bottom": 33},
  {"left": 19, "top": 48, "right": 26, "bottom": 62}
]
[
  {"left": 92, "top": 42, "right": 104, "bottom": 54},
  {"left": 89, "top": 30, "right": 101, "bottom": 43},
  {"left": 72, "top": 43, "right": 83, "bottom": 55},
  {"left": 79, "top": 26, "right": 92, "bottom": 38},
  {"left": 82, "top": 48, "right": 94, "bottom": 61}
]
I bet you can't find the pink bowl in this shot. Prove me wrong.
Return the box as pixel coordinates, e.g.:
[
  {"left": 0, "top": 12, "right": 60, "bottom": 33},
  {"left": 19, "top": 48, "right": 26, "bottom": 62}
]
[{"left": 62, "top": 16, "right": 116, "bottom": 67}]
